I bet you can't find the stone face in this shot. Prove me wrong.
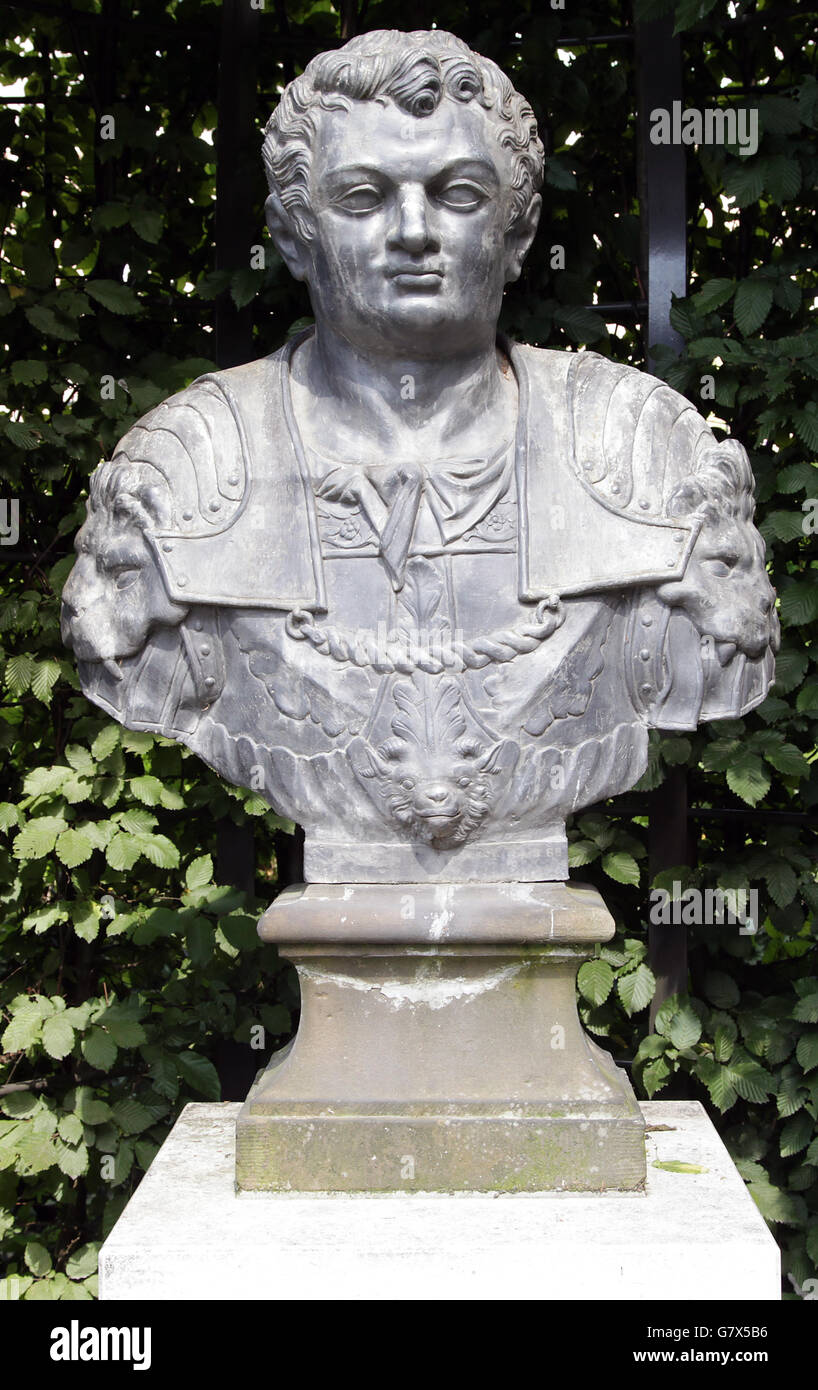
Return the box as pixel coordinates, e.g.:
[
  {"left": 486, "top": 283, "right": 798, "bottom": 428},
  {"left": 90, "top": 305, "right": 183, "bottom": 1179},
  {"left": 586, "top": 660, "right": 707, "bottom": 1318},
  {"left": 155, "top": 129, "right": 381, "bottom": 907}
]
[
  {"left": 60, "top": 30, "right": 778, "bottom": 884},
  {"left": 236, "top": 882, "right": 646, "bottom": 1192}
]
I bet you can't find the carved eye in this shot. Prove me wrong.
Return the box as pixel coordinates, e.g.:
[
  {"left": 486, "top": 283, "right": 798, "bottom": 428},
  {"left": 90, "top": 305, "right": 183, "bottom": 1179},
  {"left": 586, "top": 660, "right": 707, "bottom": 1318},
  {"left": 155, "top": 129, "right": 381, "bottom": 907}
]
[
  {"left": 334, "top": 185, "right": 382, "bottom": 214},
  {"left": 401, "top": 777, "right": 416, "bottom": 790},
  {"left": 458, "top": 776, "right": 471, "bottom": 788},
  {"left": 704, "top": 556, "right": 738, "bottom": 578},
  {"left": 436, "top": 181, "right": 488, "bottom": 212},
  {"left": 112, "top": 566, "right": 140, "bottom": 590}
]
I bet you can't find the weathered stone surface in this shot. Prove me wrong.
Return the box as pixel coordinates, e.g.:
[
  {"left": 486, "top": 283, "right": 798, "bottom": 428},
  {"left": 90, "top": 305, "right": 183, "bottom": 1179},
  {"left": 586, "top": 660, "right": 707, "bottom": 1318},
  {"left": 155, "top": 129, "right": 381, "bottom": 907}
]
[
  {"left": 62, "top": 29, "right": 778, "bottom": 1195},
  {"left": 61, "top": 30, "right": 778, "bottom": 885},
  {"left": 99, "top": 1102, "right": 782, "bottom": 1302},
  {"left": 236, "top": 881, "right": 645, "bottom": 1192}
]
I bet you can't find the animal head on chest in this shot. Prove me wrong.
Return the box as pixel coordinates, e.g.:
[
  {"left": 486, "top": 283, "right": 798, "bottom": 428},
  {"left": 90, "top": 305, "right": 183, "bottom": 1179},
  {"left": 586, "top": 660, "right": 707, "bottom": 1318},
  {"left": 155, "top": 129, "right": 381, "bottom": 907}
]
[{"left": 348, "top": 675, "right": 519, "bottom": 847}]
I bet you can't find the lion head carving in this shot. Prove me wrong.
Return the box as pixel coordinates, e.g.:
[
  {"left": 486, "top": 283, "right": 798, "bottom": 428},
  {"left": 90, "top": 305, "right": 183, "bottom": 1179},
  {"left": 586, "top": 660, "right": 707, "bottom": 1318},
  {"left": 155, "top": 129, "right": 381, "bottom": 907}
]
[
  {"left": 61, "top": 457, "right": 188, "bottom": 666},
  {"left": 348, "top": 676, "right": 519, "bottom": 847},
  {"left": 659, "top": 440, "right": 779, "bottom": 662}
]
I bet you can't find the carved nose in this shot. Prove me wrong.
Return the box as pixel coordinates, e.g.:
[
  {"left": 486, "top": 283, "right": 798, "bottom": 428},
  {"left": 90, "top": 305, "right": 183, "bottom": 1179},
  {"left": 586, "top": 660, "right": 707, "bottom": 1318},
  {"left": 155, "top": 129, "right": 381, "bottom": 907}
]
[
  {"left": 392, "top": 187, "right": 435, "bottom": 255},
  {"left": 423, "top": 784, "right": 449, "bottom": 804}
]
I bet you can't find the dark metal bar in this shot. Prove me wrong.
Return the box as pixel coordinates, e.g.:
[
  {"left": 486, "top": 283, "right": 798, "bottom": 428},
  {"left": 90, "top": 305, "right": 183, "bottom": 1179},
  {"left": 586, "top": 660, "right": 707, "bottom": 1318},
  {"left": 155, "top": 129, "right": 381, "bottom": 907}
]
[
  {"left": 214, "top": 0, "right": 261, "bottom": 897},
  {"left": 635, "top": 17, "right": 690, "bottom": 1025},
  {"left": 555, "top": 34, "right": 634, "bottom": 45}
]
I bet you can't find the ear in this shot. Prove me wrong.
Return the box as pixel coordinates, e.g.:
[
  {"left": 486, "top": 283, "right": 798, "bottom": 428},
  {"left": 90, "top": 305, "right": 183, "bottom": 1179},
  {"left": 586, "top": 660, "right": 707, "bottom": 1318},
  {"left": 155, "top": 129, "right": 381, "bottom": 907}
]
[
  {"left": 477, "top": 739, "right": 520, "bottom": 776},
  {"left": 503, "top": 193, "right": 541, "bottom": 284},
  {"left": 347, "top": 736, "right": 391, "bottom": 786},
  {"left": 264, "top": 192, "right": 311, "bottom": 283}
]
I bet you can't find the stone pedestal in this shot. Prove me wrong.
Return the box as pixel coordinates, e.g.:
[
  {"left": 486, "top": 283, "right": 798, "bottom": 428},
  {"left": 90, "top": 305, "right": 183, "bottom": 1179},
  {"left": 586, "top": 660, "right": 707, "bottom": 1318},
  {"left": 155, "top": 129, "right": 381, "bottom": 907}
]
[
  {"left": 235, "top": 881, "right": 646, "bottom": 1192},
  {"left": 99, "top": 1102, "right": 782, "bottom": 1301}
]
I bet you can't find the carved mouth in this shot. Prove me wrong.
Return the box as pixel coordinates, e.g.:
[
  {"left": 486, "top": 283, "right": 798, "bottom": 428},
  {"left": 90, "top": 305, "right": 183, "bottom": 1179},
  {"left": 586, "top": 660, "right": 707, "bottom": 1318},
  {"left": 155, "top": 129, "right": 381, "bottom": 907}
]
[
  {"left": 388, "top": 268, "right": 443, "bottom": 291},
  {"left": 417, "top": 809, "right": 459, "bottom": 824}
]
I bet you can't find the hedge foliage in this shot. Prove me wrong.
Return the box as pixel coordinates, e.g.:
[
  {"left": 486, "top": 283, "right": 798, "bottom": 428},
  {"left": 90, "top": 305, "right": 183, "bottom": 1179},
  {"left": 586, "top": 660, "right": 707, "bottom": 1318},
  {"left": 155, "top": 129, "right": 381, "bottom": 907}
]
[{"left": 1, "top": 0, "right": 816, "bottom": 1298}]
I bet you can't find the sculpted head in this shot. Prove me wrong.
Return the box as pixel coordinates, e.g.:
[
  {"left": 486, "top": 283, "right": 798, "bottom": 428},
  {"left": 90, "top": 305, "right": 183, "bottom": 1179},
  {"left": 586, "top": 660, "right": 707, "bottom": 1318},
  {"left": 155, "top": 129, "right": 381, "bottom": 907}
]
[
  {"left": 660, "top": 441, "right": 780, "bottom": 661},
  {"left": 61, "top": 458, "right": 188, "bottom": 665},
  {"left": 262, "top": 30, "right": 544, "bottom": 355}
]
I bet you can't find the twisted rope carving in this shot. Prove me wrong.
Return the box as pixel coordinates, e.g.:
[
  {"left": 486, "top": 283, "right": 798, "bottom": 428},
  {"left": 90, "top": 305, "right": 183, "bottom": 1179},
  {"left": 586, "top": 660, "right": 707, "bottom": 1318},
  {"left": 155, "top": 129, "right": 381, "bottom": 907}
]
[{"left": 285, "top": 596, "right": 564, "bottom": 674}]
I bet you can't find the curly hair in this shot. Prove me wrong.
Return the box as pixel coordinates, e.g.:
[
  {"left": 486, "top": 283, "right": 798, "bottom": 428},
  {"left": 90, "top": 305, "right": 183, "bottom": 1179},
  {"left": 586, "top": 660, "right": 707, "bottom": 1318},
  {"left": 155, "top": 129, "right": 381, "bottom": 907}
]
[{"left": 262, "top": 29, "right": 544, "bottom": 241}]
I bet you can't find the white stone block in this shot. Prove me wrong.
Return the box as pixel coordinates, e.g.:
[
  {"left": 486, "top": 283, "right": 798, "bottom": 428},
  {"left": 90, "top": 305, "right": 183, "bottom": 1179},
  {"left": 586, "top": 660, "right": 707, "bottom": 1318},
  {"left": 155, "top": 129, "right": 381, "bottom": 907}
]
[{"left": 99, "top": 1100, "right": 780, "bottom": 1301}]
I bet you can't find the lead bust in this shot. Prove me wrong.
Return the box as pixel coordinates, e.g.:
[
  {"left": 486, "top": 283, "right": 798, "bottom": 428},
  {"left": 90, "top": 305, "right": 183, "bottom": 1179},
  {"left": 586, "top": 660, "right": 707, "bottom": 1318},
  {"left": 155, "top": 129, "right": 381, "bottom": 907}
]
[{"left": 62, "top": 29, "right": 778, "bottom": 884}]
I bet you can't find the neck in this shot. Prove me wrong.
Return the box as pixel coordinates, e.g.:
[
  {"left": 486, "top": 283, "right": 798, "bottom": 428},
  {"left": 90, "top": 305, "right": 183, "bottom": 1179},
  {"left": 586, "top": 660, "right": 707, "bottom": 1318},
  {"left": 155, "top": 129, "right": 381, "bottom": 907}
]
[{"left": 294, "top": 320, "right": 512, "bottom": 454}]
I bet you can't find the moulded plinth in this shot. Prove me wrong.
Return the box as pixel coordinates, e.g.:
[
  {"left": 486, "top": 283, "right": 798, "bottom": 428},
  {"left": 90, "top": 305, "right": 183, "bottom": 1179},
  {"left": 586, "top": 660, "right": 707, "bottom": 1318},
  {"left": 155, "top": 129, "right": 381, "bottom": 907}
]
[{"left": 235, "top": 881, "right": 646, "bottom": 1193}]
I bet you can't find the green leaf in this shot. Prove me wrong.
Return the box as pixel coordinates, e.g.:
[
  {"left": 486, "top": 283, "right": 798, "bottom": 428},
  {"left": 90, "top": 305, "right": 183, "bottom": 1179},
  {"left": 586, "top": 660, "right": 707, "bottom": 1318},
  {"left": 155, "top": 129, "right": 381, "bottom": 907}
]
[
  {"left": 762, "top": 154, "right": 801, "bottom": 203},
  {"left": 765, "top": 861, "right": 798, "bottom": 909},
  {"left": 111, "top": 1099, "right": 155, "bottom": 1135},
  {"left": 230, "top": 267, "right": 264, "bottom": 309},
  {"left": 780, "top": 1113, "right": 814, "bottom": 1158},
  {"left": 12, "top": 359, "right": 48, "bottom": 386},
  {"left": 56, "top": 1140, "right": 89, "bottom": 1179},
  {"left": 567, "top": 838, "right": 599, "bottom": 867},
  {"left": 723, "top": 159, "right": 765, "bottom": 208},
  {"left": 778, "top": 583, "right": 818, "bottom": 627},
  {"left": 57, "top": 1114, "right": 84, "bottom": 1145},
  {"left": 796, "top": 1033, "right": 818, "bottom": 1074},
  {"left": 793, "top": 993, "right": 818, "bottom": 1025},
  {"left": 5, "top": 654, "right": 35, "bottom": 694},
  {"left": 185, "top": 853, "right": 214, "bottom": 891},
  {"left": 641, "top": 1056, "right": 671, "bottom": 1097},
  {"left": 545, "top": 156, "right": 577, "bottom": 190},
  {"left": 728, "top": 1057, "right": 775, "bottom": 1103},
  {"left": 13, "top": 815, "right": 67, "bottom": 860},
  {"left": 56, "top": 827, "right": 96, "bottom": 869},
  {"left": 134, "top": 833, "right": 179, "bottom": 869},
  {"left": 714, "top": 1024, "right": 736, "bottom": 1063},
  {"left": 733, "top": 280, "right": 774, "bottom": 336},
  {"left": 131, "top": 208, "right": 164, "bottom": 242},
  {"left": 2, "top": 1002, "right": 44, "bottom": 1052},
  {"left": 65, "top": 1242, "right": 100, "bottom": 1280},
  {"left": 69, "top": 900, "right": 100, "bottom": 943},
  {"left": 705, "top": 1065, "right": 737, "bottom": 1112},
  {"left": 617, "top": 963, "right": 656, "bottom": 1015},
  {"left": 117, "top": 807, "right": 157, "bottom": 835},
  {"left": 176, "top": 1051, "right": 221, "bottom": 1100},
  {"left": 81, "top": 1028, "right": 118, "bottom": 1071},
  {"left": 726, "top": 756, "right": 770, "bottom": 807},
  {"left": 652, "top": 1160, "right": 708, "bottom": 1174},
  {"left": 85, "top": 279, "right": 140, "bottom": 315},
  {"left": 71, "top": 1089, "right": 112, "bottom": 1125},
  {"left": 669, "top": 1003, "right": 702, "bottom": 1050},
  {"left": 554, "top": 304, "right": 608, "bottom": 345},
  {"left": 186, "top": 915, "right": 214, "bottom": 967},
  {"left": 130, "top": 775, "right": 164, "bottom": 806},
  {"left": 601, "top": 851, "right": 640, "bottom": 886},
  {"left": 29, "top": 659, "right": 62, "bottom": 705},
  {"left": 41, "top": 1014, "right": 75, "bottom": 1060},
  {"left": 106, "top": 832, "right": 142, "bottom": 871},
  {"left": 24, "top": 1241, "right": 52, "bottom": 1277},
  {"left": 24, "top": 304, "right": 77, "bottom": 340},
  {"left": 91, "top": 725, "right": 120, "bottom": 760},
  {"left": 577, "top": 958, "right": 614, "bottom": 1006}
]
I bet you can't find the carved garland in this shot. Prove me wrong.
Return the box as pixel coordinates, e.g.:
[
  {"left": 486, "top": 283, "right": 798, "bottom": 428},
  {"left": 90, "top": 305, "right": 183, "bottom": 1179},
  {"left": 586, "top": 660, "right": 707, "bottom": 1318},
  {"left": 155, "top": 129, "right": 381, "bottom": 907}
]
[{"left": 284, "top": 596, "right": 564, "bottom": 675}]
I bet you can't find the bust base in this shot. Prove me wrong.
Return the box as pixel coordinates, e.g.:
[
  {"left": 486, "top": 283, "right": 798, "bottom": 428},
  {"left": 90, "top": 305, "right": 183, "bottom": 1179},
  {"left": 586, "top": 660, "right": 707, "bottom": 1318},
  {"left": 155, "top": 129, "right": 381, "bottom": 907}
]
[
  {"left": 236, "top": 881, "right": 646, "bottom": 1192},
  {"left": 99, "top": 1102, "right": 781, "bottom": 1301}
]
